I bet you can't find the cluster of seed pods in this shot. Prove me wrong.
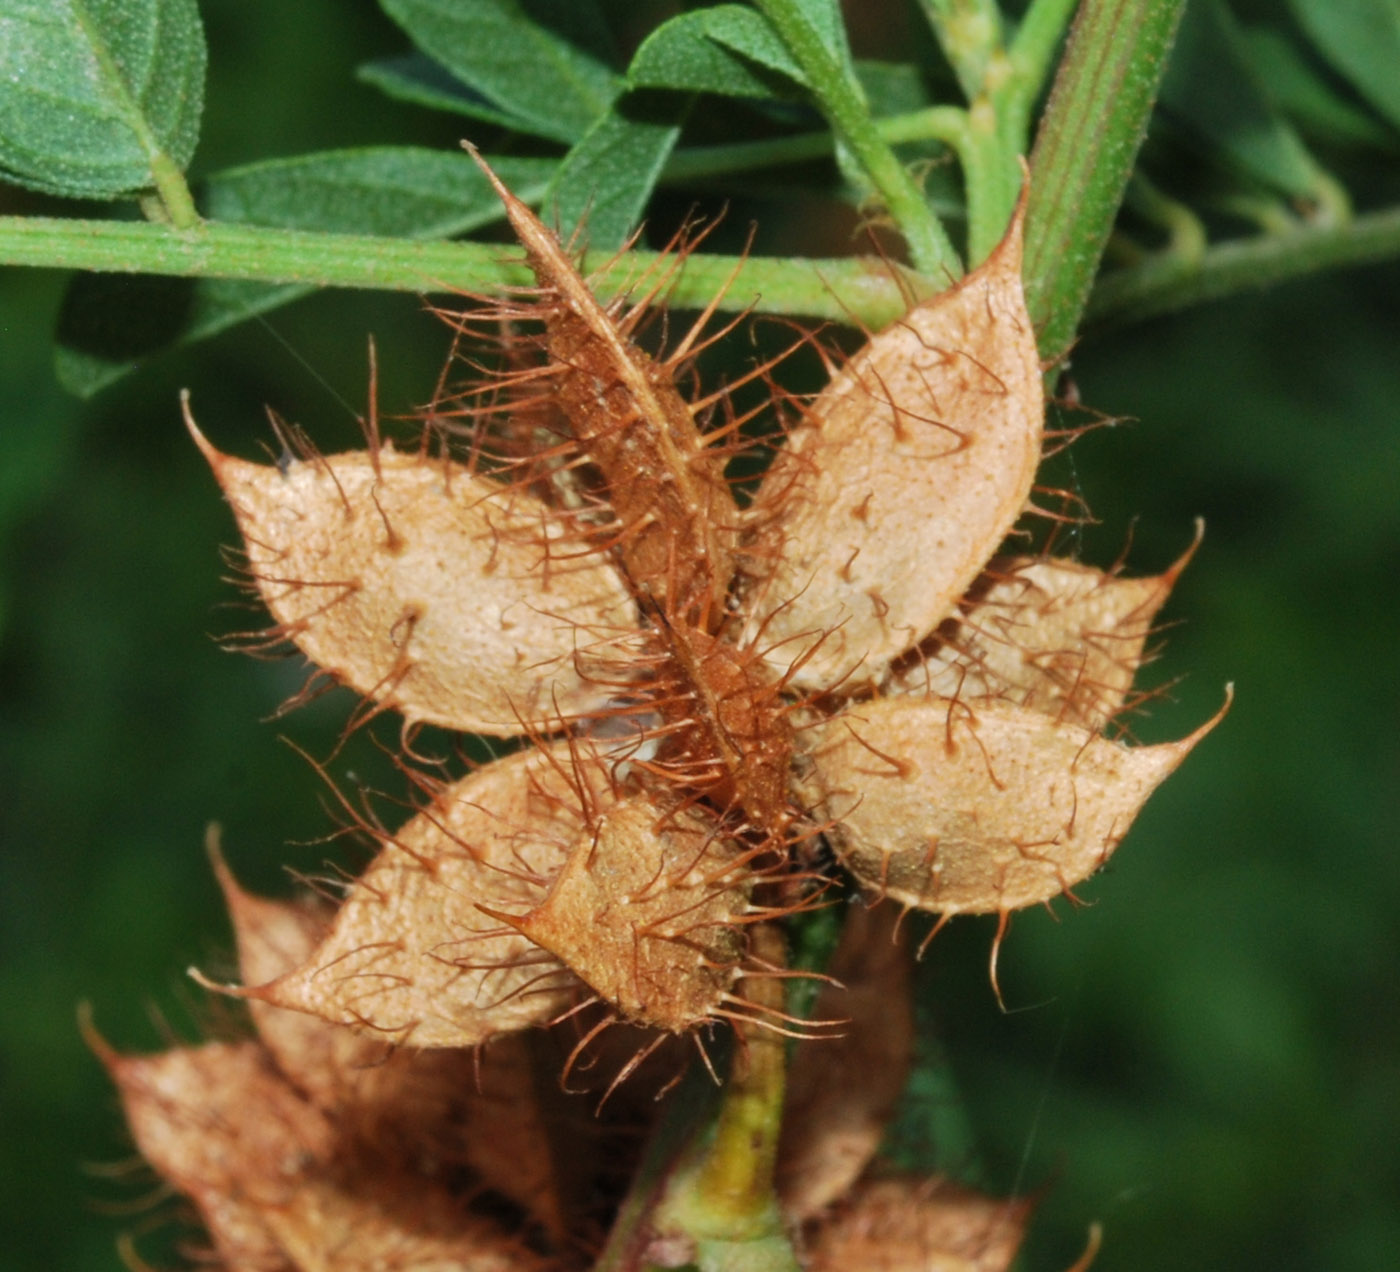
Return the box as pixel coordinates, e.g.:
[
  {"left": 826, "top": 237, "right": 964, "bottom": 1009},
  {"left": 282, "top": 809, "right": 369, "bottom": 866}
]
[{"left": 94, "top": 163, "right": 1222, "bottom": 1269}]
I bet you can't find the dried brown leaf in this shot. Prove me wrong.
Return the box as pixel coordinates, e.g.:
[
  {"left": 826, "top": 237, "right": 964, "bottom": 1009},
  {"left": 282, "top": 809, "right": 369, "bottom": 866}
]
[
  {"left": 778, "top": 903, "right": 914, "bottom": 1222},
  {"left": 187, "top": 409, "right": 636, "bottom": 735},
  {"left": 235, "top": 744, "right": 613, "bottom": 1047},
  {"left": 512, "top": 793, "right": 750, "bottom": 1032},
  {"left": 740, "top": 204, "right": 1042, "bottom": 691},
  {"left": 888, "top": 533, "right": 1198, "bottom": 727},
  {"left": 812, "top": 695, "right": 1226, "bottom": 915},
  {"left": 804, "top": 1176, "right": 1033, "bottom": 1272}
]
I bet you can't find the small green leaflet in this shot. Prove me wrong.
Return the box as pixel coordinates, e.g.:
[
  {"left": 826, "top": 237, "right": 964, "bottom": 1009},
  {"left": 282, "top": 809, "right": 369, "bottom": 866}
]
[
  {"left": 378, "top": 0, "right": 619, "bottom": 144},
  {"left": 0, "top": 0, "right": 205, "bottom": 199}
]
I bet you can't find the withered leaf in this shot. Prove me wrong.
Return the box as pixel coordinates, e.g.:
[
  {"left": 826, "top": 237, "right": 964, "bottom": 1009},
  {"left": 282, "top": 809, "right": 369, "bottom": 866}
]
[
  {"left": 187, "top": 406, "right": 637, "bottom": 735},
  {"left": 512, "top": 793, "right": 750, "bottom": 1032},
  {"left": 804, "top": 1176, "right": 1033, "bottom": 1272},
  {"left": 887, "top": 535, "right": 1198, "bottom": 728},
  {"left": 235, "top": 743, "right": 614, "bottom": 1048},
  {"left": 778, "top": 903, "right": 914, "bottom": 1222},
  {"left": 740, "top": 202, "right": 1042, "bottom": 692},
  {"left": 812, "top": 695, "right": 1226, "bottom": 915}
]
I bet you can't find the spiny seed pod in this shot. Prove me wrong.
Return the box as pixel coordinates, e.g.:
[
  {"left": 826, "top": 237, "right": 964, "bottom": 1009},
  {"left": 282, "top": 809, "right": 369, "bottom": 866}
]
[
  {"left": 472, "top": 153, "right": 742, "bottom": 623},
  {"left": 187, "top": 404, "right": 638, "bottom": 736},
  {"left": 89, "top": 1028, "right": 554, "bottom": 1272},
  {"left": 210, "top": 843, "right": 569, "bottom": 1239},
  {"left": 508, "top": 793, "right": 752, "bottom": 1033},
  {"left": 209, "top": 742, "right": 622, "bottom": 1048},
  {"left": 738, "top": 196, "right": 1043, "bottom": 693},
  {"left": 886, "top": 527, "right": 1201, "bottom": 729},
  {"left": 810, "top": 694, "right": 1229, "bottom": 917}
]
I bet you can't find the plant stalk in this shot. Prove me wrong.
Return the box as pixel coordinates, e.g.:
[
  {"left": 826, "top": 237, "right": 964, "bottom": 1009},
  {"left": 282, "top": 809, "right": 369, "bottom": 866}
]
[
  {"left": 1088, "top": 204, "right": 1400, "bottom": 327},
  {"left": 651, "top": 923, "right": 799, "bottom": 1272},
  {"left": 754, "top": 0, "right": 960, "bottom": 278},
  {"left": 1024, "top": 0, "right": 1187, "bottom": 363},
  {"left": 0, "top": 214, "right": 921, "bottom": 330}
]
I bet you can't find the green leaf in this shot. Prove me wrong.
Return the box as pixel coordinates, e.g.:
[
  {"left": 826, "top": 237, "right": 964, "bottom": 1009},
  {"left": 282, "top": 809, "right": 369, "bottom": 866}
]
[
  {"left": 1159, "top": 0, "right": 1329, "bottom": 201},
  {"left": 786, "top": 0, "right": 854, "bottom": 70},
  {"left": 201, "top": 147, "right": 554, "bottom": 235},
  {"left": 1241, "top": 26, "right": 1397, "bottom": 151},
  {"left": 1288, "top": 0, "right": 1400, "bottom": 132},
  {"left": 358, "top": 53, "right": 554, "bottom": 136},
  {"left": 379, "top": 0, "right": 619, "bottom": 144},
  {"left": 0, "top": 0, "right": 205, "bottom": 199},
  {"left": 854, "top": 60, "right": 932, "bottom": 118},
  {"left": 627, "top": 6, "right": 804, "bottom": 98},
  {"left": 546, "top": 100, "right": 683, "bottom": 250},
  {"left": 54, "top": 148, "right": 555, "bottom": 396}
]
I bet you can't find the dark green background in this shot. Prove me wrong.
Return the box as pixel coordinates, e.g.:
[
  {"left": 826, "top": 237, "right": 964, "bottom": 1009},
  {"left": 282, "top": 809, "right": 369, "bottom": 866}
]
[{"left": 2, "top": 2, "right": 1397, "bottom": 1269}]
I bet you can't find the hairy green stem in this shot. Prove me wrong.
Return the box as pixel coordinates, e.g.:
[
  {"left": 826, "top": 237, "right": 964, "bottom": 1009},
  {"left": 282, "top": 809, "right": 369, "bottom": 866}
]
[
  {"left": 1024, "top": 0, "right": 1187, "bottom": 363},
  {"left": 755, "top": 0, "right": 960, "bottom": 277},
  {"left": 1003, "top": 0, "right": 1079, "bottom": 143},
  {"left": 662, "top": 107, "right": 969, "bottom": 217},
  {"left": 0, "top": 214, "right": 920, "bottom": 329},
  {"left": 7, "top": 198, "right": 1400, "bottom": 340},
  {"left": 1088, "top": 204, "right": 1400, "bottom": 327},
  {"left": 918, "top": 0, "right": 1003, "bottom": 101}
]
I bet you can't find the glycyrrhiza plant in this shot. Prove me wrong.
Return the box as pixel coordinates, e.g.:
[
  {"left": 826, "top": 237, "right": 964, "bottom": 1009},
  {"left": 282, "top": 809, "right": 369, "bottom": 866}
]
[{"left": 7, "top": 1, "right": 1400, "bottom": 1268}]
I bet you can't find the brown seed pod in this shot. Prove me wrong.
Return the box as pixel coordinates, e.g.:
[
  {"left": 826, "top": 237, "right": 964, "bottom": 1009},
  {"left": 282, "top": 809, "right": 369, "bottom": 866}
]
[
  {"left": 738, "top": 200, "right": 1043, "bottom": 692},
  {"left": 187, "top": 403, "right": 637, "bottom": 736},
  {"left": 810, "top": 694, "right": 1228, "bottom": 916},
  {"left": 509, "top": 792, "right": 752, "bottom": 1033},
  {"left": 91, "top": 1030, "right": 553, "bottom": 1272},
  {"left": 886, "top": 529, "right": 1200, "bottom": 728},
  {"left": 210, "top": 843, "right": 568, "bottom": 1238},
  {"left": 778, "top": 903, "right": 914, "bottom": 1223},
  {"left": 88, "top": 1034, "right": 332, "bottom": 1269},
  {"left": 262, "top": 1168, "right": 555, "bottom": 1272},
  {"left": 471, "top": 153, "right": 742, "bottom": 622},
  {"left": 803, "top": 1175, "right": 1034, "bottom": 1272},
  {"left": 212, "top": 742, "right": 620, "bottom": 1048}
]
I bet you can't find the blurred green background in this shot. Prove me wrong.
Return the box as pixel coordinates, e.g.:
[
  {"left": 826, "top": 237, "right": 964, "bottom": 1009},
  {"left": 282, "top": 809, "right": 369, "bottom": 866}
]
[{"left": 2, "top": 2, "right": 1398, "bottom": 1269}]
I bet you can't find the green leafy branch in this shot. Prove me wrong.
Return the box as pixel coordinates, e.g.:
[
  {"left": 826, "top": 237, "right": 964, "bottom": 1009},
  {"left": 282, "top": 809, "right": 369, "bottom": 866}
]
[{"left": 3, "top": 0, "right": 1400, "bottom": 398}]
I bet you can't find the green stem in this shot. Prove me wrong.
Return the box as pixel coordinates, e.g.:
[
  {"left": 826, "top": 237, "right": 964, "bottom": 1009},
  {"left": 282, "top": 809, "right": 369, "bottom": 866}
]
[
  {"left": 1024, "top": 0, "right": 1187, "bottom": 364},
  {"left": 652, "top": 924, "right": 799, "bottom": 1272},
  {"left": 754, "top": 0, "right": 960, "bottom": 278},
  {"left": 1124, "top": 174, "right": 1206, "bottom": 264},
  {"left": 917, "top": 0, "right": 1003, "bottom": 101},
  {"left": 661, "top": 108, "right": 970, "bottom": 218},
  {"left": 1088, "top": 204, "right": 1400, "bottom": 328},
  {"left": 0, "top": 214, "right": 921, "bottom": 330},
  {"left": 147, "top": 152, "right": 201, "bottom": 230},
  {"left": 964, "top": 98, "right": 1018, "bottom": 264},
  {"left": 1003, "top": 0, "right": 1080, "bottom": 144}
]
